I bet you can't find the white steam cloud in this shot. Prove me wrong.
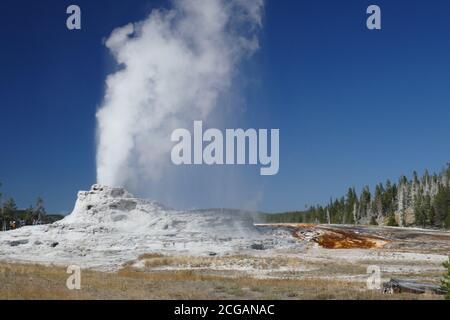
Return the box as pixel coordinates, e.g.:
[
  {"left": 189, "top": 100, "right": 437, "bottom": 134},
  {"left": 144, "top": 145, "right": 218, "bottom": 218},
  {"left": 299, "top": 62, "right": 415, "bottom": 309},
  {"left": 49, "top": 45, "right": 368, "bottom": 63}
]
[{"left": 96, "top": 0, "right": 264, "bottom": 188}]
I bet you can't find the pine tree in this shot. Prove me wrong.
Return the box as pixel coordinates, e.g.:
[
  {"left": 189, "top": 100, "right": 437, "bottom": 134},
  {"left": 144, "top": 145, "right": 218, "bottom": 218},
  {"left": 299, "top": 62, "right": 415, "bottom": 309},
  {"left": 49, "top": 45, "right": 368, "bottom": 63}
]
[
  {"left": 3, "top": 198, "right": 17, "bottom": 217},
  {"left": 414, "top": 194, "right": 427, "bottom": 227},
  {"left": 383, "top": 179, "right": 396, "bottom": 216},
  {"left": 358, "top": 186, "right": 371, "bottom": 222},
  {"left": 24, "top": 206, "right": 34, "bottom": 225},
  {"left": 445, "top": 212, "right": 450, "bottom": 230},
  {"left": 433, "top": 185, "right": 450, "bottom": 228},
  {"left": 1, "top": 198, "right": 17, "bottom": 230},
  {"left": 373, "top": 183, "right": 384, "bottom": 218},
  {"left": 345, "top": 187, "right": 356, "bottom": 224},
  {"left": 429, "top": 206, "right": 436, "bottom": 226}
]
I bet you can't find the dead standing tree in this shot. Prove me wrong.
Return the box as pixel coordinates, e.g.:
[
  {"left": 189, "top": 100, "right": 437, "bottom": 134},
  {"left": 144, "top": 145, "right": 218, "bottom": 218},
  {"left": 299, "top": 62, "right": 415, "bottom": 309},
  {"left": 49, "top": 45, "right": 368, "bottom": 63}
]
[{"left": 33, "top": 197, "right": 45, "bottom": 224}]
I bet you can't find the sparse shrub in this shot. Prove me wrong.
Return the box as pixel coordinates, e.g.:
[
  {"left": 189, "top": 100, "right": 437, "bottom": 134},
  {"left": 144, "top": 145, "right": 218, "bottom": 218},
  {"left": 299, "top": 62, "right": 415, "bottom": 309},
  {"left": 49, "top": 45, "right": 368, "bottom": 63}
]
[{"left": 387, "top": 214, "right": 398, "bottom": 227}]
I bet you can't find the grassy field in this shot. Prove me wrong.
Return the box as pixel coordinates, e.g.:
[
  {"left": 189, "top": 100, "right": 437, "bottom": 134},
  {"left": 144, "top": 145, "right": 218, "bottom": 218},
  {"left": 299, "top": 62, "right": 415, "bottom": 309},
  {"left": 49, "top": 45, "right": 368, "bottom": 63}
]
[{"left": 0, "top": 261, "right": 443, "bottom": 300}]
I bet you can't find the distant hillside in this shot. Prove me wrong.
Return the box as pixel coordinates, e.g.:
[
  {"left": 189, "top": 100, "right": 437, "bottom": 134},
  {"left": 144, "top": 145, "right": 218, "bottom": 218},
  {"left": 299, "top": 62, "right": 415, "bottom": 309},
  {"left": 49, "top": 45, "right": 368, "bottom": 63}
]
[{"left": 262, "top": 164, "right": 450, "bottom": 229}]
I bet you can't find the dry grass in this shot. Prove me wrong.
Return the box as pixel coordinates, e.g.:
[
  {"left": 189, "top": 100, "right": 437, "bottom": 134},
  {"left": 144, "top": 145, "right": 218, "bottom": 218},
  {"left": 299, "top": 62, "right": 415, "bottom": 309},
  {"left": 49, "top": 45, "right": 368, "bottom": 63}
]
[
  {"left": 139, "top": 254, "right": 308, "bottom": 270},
  {"left": 0, "top": 262, "right": 443, "bottom": 300}
]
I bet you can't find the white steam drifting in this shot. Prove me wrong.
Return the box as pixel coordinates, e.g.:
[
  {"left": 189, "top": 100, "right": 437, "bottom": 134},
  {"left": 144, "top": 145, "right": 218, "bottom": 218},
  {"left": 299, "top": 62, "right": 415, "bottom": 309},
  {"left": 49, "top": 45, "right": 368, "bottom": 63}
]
[{"left": 96, "top": 0, "right": 264, "bottom": 187}]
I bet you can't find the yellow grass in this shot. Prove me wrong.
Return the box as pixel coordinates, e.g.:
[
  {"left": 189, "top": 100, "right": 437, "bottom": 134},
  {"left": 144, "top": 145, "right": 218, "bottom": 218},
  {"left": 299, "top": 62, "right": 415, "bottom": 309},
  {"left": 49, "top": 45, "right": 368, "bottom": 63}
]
[{"left": 0, "top": 261, "right": 443, "bottom": 300}]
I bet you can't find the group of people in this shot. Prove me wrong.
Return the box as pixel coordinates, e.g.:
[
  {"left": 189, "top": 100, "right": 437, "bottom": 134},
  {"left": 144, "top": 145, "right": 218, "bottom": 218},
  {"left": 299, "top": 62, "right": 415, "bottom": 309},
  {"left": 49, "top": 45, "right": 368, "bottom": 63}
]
[{"left": 1, "top": 219, "right": 42, "bottom": 231}]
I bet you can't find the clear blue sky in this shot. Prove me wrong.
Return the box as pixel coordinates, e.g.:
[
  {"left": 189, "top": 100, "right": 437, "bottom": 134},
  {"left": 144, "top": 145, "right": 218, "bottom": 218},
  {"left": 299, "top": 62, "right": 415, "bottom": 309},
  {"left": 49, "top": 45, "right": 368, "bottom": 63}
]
[{"left": 1, "top": 0, "right": 450, "bottom": 213}]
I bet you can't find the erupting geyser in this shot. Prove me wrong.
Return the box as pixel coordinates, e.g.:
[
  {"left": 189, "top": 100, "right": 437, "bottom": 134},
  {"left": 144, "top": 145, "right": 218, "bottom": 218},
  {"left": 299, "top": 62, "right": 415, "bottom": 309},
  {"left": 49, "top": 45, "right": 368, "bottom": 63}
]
[
  {"left": 0, "top": 185, "right": 293, "bottom": 270},
  {"left": 0, "top": 1, "right": 274, "bottom": 270}
]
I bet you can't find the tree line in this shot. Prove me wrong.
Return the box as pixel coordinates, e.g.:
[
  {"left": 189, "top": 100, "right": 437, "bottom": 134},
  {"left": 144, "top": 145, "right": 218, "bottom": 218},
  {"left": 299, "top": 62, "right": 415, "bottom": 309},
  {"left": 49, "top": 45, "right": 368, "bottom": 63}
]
[
  {"left": 0, "top": 181, "right": 62, "bottom": 231},
  {"left": 262, "top": 164, "right": 450, "bottom": 229}
]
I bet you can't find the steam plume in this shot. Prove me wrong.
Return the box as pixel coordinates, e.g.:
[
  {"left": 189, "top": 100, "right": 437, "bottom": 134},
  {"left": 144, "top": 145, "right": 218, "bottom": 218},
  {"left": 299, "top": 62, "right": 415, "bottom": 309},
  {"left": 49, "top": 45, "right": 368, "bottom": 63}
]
[{"left": 96, "top": 0, "right": 264, "bottom": 189}]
